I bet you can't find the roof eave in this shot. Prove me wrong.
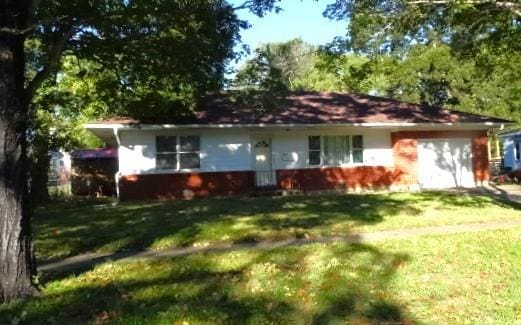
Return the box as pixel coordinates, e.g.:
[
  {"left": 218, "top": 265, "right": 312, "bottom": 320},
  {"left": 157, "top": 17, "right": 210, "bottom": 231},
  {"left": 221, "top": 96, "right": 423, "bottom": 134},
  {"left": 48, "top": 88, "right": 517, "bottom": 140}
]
[{"left": 85, "top": 121, "right": 510, "bottom": 131}]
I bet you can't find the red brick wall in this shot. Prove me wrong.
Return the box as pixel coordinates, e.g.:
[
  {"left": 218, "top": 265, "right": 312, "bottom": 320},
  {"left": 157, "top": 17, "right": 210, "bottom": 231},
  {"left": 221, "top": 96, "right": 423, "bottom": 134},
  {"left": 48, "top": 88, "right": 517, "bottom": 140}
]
[
  {"left": 391, "top": 130, "right": 490, "bottom": 185},
  {"left": 277, "top": 166, "right": 405, "bottom": 191},
  {"left": 119, "top": 171, "right": 254, "bottom": 201}
]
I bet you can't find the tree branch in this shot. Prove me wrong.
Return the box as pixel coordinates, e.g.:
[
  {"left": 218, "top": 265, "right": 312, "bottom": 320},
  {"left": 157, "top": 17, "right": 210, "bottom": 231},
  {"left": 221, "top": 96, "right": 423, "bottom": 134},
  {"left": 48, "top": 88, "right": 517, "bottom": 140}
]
[
  {"left": 233, "top": 1, "right": 254, "bottom": 11},
  {"left": 25, "top": 25, "right": 76, "bottom": 101},
  {"left": 406, "top": 0, "right": 521, "bottom": 17}
]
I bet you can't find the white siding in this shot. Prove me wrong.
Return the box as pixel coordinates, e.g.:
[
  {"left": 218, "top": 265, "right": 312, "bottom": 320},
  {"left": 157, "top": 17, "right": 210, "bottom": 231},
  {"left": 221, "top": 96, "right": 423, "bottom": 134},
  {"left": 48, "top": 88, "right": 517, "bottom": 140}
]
[
  {"left": 269, "top": 129, "right": 394, "bottom": 170},
  {"left": 117, "top": 127, "right": 395, "bottom": 175},
  {"left": 200, "top": 130, "right": 251, "bottom": 171},
  {"left": 359, "top": 130, "right": 394, "bottom": 166},
  {"left": 271, "top": 132, "right": 308, "bottom": 170},
  {"left": 118, "top": 129, "right": 251, "bottom": 175},
  {"left": 118, "top": 131, "right": 156, "bottom": 174}
]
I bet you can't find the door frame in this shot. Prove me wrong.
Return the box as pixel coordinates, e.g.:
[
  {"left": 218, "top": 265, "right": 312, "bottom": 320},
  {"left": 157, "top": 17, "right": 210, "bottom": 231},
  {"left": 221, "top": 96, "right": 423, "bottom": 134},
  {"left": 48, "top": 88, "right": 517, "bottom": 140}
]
[{"left": 251, "top": 135, "right": 276, "bottom": 187}]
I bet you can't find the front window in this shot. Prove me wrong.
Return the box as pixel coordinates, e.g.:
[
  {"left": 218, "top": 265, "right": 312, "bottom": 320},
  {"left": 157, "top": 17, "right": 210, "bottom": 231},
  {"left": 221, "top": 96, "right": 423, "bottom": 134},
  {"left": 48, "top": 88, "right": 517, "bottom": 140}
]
[
  {"left": 516, "top": 142, "right": 520, "bottom": 160},
  {"left": 352, "top": 135, "right": 364, "bottom": 163},
  {"left": 308, "top": 136, "right": 321, "bottom": 165},
  {"left": 323, "top": 136, "right": 350, "bottom": 165},
  {"left": 308, "top": 135, "right": 363, "bottom": 166},
  {"left": 156, "top": 135, "right": 200, "bottom": 170}
]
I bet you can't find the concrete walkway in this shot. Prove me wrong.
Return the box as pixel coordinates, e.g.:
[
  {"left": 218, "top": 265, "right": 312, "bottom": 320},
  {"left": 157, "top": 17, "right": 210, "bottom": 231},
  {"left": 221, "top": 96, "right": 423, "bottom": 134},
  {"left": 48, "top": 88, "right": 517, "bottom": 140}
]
[{"left": 39, "top": 220, "right": 521, "bottom": 273}]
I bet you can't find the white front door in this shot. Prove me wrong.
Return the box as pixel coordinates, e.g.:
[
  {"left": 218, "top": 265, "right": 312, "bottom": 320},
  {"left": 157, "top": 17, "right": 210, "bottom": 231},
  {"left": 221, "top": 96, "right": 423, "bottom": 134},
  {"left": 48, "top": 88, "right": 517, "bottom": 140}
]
[
  {"left": 418, "top": 139, "right": 475, "bottom": 188},
  {"left": 253, "top": 137, "right": 276, "bottom": 187}
]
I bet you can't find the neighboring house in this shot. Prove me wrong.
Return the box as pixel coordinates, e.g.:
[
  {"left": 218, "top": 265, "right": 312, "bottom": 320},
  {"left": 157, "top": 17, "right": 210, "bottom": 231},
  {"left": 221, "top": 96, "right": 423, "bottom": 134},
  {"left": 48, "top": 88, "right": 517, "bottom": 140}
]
[
  {"left": 48, "top": 150, "right": 71, "bottom": 187},
  {"left": 499, "top": 130, "right": 521, "bottom": 172},
  {"left": 70, "top": 148, "right": 118, "bottom": 197},
  {"left": 85, "top": 91, "right": 511, "bottom": 200}
]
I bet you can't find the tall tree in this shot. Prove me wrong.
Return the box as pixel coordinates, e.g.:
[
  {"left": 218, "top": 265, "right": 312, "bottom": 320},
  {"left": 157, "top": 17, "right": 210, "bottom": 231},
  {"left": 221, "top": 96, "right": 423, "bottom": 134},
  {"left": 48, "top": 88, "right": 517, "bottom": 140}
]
[
  {"left": 323, "top": 0, "right": 521, "bottom": 54},
  {"left": 0, "top": 0, "right": 280, "bottom": 302},
  {"left": 1, "top": 0, "right": 35, "bottom": 302}
]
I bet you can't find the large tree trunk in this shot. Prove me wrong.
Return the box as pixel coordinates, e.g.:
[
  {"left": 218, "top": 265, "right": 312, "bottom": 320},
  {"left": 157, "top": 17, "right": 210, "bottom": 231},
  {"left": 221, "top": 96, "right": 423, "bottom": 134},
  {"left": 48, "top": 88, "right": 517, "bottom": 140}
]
[
  {"left": 0, "top": 2, "right": 37, "bottom": 302},
  {"left": 30, "top": 133, "right": 51, "bottom": 205}
]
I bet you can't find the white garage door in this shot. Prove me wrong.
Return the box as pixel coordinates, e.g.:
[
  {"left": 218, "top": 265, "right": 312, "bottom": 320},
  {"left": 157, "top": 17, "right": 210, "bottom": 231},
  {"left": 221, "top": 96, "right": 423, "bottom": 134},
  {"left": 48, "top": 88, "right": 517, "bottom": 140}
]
[{"left": 418, "top": 139, "right": 475, "bottom": 188}]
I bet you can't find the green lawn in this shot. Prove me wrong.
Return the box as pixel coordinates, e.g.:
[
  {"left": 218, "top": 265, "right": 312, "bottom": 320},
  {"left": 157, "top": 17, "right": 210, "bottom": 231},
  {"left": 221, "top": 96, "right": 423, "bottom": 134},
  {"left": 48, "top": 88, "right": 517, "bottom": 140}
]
[
  {"left": 34, "top": 191, "right": 521, "bottom": 262},
  {"left": 2, "top": 227, "right": 521, "bottom": 324}
]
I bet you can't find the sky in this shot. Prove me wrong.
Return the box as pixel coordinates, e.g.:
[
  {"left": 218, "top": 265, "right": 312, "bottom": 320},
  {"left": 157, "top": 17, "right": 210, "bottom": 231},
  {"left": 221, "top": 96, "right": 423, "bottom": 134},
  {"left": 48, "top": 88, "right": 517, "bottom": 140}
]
[{"left": 229, "top": 0, "right": 347, "bottom": 71}]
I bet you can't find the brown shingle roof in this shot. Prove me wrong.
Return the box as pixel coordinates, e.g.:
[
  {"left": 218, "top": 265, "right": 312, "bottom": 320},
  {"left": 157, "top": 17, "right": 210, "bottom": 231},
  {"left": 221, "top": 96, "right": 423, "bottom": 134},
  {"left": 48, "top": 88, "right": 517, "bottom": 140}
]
[{"left": 93, "top": 91, "right": 512, "bottom": 125}]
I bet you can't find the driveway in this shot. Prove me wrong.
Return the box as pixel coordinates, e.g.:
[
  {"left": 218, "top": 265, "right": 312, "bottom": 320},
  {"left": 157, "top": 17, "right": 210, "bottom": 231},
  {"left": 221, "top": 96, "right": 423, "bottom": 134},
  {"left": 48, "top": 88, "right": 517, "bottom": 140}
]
[
  {"left": 486, "top": 184, "right": 521, "bottom": 203},
  {"left": 448, "top": 184, "right": 521, "bottom": 204}
]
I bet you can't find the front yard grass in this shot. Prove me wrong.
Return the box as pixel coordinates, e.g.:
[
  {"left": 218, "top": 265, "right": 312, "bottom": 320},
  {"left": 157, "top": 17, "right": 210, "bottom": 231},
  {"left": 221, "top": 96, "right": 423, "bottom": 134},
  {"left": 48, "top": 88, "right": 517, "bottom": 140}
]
[
  {"left": 2, "top": 227, "right": 521, "bottom": 324},
  {"left": 34, "top": 191, "right": 521, "bottom": 262}
]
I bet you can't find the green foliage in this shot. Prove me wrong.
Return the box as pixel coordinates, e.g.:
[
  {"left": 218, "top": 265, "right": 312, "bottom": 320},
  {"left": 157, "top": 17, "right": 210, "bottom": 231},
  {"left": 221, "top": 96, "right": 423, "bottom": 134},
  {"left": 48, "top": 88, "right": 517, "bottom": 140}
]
[
  {"left": 233, "top": 39, "right": 318, "bottom": 114},
  {"left": 31, "top": 1, "right": 242, "bottom": 122},
  {"left": 32, "top": 192, "right": 520, "bottom": 261},
  {"left": 323, "top": 0, "right": 521, "bottom": 54},
  {"left": 26, "top": 0, "right": 283, "bottom": 126},
  {"left": 382, "top": 44, "right": 521, "bottom": 122},
  {"left": 233, "top": 38, "right": 386, "bottom": 97}
]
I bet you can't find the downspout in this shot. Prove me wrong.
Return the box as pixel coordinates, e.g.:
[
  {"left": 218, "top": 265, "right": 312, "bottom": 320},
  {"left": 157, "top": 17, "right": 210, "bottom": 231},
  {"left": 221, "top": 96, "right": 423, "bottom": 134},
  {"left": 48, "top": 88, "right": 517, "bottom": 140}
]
[{"left": 113, "top": 127, "right": 122, "bottom": 201}]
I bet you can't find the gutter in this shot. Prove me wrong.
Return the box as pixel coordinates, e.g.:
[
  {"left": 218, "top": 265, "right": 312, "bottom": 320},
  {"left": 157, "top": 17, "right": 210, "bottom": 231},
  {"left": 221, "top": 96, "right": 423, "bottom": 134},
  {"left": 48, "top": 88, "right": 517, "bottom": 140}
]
[
  {"left": 85, "top": 121, "right": 510, "bottom": 131},
  {"left": 113, "top": 127, "right": 122, "bottom": 201}
]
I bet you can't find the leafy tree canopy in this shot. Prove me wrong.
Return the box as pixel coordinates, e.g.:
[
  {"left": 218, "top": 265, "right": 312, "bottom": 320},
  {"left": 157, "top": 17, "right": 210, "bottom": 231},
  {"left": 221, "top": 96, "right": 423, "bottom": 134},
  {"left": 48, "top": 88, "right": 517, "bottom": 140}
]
[
  {"left": 26, "top": 0, "right": 281, "bottom": 123},
  {"left": 323, "top": 0, "right": 521, "bottom": 54}
]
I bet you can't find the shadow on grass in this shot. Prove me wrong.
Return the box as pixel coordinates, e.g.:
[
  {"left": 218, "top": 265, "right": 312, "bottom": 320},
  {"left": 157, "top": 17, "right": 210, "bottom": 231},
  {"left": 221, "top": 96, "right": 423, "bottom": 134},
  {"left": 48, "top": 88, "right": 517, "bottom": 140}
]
[
  {"left": 2, "top": 243, "right": 414, "bottom": 324},
  {"left": 33, "top": 190, "right": 519, "bottom": 266},
  {"left": 418, "top": 189, "right": 521, "bottom": 210},
  {"left": 34, "top": 194, "right": 420, "bottom": 262}
]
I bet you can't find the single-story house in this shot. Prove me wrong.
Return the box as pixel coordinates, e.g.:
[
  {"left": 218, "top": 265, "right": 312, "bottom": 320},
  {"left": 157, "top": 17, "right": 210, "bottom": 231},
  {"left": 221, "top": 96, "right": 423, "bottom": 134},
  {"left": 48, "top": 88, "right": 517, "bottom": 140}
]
[
  {"left": 499, "top": 130, "right": 521, "bottom": 172},
  {"left": 85, "top": 91, "right": 511, "bottom": 200}
]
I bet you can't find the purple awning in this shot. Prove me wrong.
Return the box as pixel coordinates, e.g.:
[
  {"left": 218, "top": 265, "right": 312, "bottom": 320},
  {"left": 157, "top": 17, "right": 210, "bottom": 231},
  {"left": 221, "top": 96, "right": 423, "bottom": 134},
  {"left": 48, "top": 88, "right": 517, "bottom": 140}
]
[{"left": 71, "top": 148, "right": 118, "bottom": 159}]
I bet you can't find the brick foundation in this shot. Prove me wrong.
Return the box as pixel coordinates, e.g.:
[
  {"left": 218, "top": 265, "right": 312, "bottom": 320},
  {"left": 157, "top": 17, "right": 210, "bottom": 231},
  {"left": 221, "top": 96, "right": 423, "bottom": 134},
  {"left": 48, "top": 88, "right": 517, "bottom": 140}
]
[
  {"left": 119, "top": 171, "right": 254, "bottom": 201},
  {"left": 277, "top": 166, "right": 407, "bottom": 192}
]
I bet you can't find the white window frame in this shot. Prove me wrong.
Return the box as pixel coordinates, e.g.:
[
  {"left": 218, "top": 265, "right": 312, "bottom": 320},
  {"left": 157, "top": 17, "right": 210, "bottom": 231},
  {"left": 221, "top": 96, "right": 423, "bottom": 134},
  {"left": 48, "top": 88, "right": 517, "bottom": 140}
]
[
  {"left": 155, "top": 135, "right": 201, "bottom": 171},
  {"left": 307, "top": 135, "right": 364, "bottom": 167}
]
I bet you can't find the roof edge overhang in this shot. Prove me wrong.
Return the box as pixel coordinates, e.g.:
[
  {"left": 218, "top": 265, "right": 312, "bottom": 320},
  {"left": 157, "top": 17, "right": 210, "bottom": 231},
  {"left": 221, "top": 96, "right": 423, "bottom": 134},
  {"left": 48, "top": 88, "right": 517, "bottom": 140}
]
[
  {"left": 85, "top": 121, "right": 510, "bottom": 131},
  {"left": 85, "top": 121, "right": 510, "bottom": 146},
  {"left": 498, "top": 129, "right": 521, "bottom": 138}
]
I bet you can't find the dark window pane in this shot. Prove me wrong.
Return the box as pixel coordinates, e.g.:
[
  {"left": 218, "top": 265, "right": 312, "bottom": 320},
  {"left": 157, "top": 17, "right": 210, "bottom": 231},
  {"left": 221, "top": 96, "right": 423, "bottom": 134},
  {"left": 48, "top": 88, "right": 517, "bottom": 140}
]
[
  {"left": 309, "top": 151, "right": 321, "bottom": 165},
  {"left": 156, "top": 153, "right": 177, "bottom": 169},
  {"left": 516, "top": 142, "right": 520, "bottom": 160},
  {"left": 352, "top": 135, "right": 363, "bottom": 149},
  {"left": 180, "top": 136, "right": 200, "bottom": 152},
  {"left": 156, "top": 136, "right": 177, "bottom": 153},
  {"left": 353, "top": 149, "right": 363, "bottom": 163},
  {"left": 308, "top": 136, "right": 320, "bottom": 151},
  {"left": 180, "top": 152, "right": 200, "bottom": 169}
]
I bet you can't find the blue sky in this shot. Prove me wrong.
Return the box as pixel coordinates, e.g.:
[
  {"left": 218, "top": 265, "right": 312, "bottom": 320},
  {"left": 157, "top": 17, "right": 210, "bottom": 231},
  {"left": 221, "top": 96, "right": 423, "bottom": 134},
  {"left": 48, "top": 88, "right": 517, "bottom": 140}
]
[{"left": 229, "top": 0, "right": 347, "bottom": 70}]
